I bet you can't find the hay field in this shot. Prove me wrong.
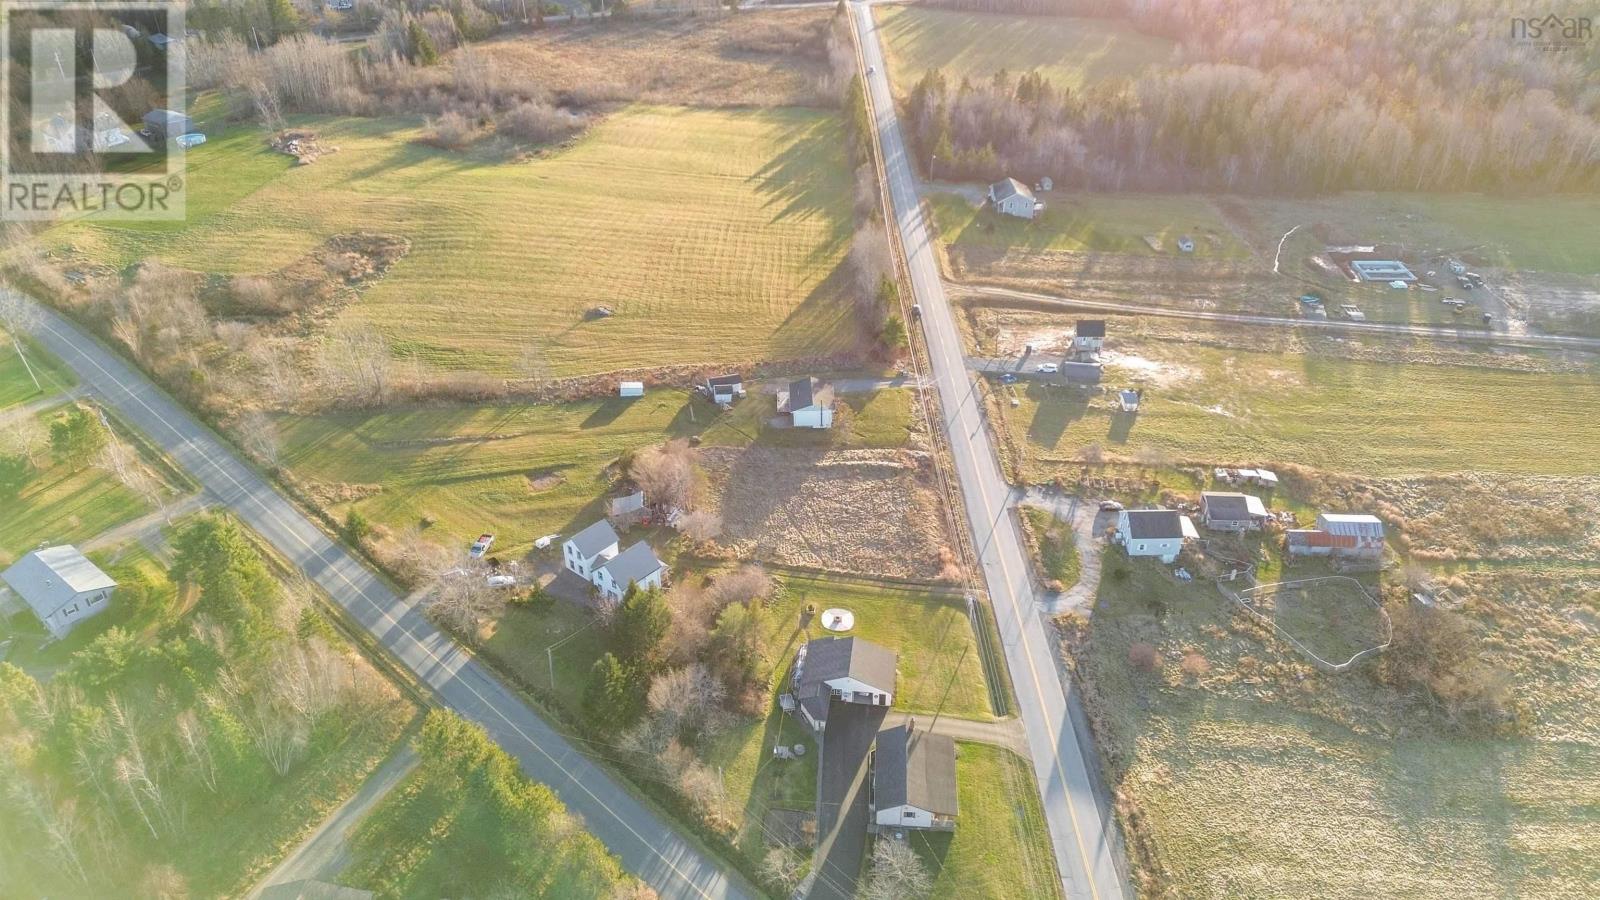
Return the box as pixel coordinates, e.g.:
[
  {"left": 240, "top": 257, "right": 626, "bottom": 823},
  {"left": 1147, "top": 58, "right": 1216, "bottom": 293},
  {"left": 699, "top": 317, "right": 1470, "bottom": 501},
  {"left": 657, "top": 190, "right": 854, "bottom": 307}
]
[
  {"left": 1068, "top": 556, "right": 1600, "bottom": 898},
  {"left": 46, "top": 105, "right": 858, "bottom": 378},
  {"left": 996, "top": 339, "right": 1600, "bottom": 478},
  {"left": 875, "top": 6, "right": 1174, "bottom": 93}
]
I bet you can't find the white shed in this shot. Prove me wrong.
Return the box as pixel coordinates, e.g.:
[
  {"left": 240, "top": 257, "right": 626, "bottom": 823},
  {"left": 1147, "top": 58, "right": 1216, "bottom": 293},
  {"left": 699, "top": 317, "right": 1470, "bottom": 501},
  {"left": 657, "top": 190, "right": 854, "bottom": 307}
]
[
  {"left": 619, "top": 381, "right": 644, "bottom": 398},
  {"left": 2, "top": 546, "right": 117, "bottom": 640}
]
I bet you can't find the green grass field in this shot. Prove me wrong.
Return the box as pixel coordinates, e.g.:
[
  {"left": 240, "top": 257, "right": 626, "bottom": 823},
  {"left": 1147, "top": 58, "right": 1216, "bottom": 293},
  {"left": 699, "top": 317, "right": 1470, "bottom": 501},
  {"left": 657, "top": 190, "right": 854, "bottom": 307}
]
[
  {"left": 278, "top": 387, "right": 915, "bottom": 558},
  {"left": 1003, "top": 342, "right": 1600, "bottom": 477},
  {"left": 0, "top": 332, "right": 74, "bottom": 410},
  {"left": 875, "top": 6, "right": 1174, "bottom": 93},
  {"left": 1076, "top": 556, "right": 1600, "bottom": 898},
  {"left": 1023, "top": 506, "right": 1080, "bottom": 587},
  {"left": 908, "top": 743, "right": 1061, "bottom": 900},
  {"left": 46, "top": 105, "right": 858, "bottom": 377},
  {"left": 931, "top": 193, "right": 1248, "bottom": 259},
  {"left": 0, "top": 405, "right": 167, "bottom": 565}
]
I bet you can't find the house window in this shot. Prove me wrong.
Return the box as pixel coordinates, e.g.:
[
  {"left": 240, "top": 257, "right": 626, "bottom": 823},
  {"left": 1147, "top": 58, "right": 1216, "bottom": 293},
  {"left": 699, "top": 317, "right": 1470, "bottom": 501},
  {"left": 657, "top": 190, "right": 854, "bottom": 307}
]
[
  {"left": 1136, "top": 542, "right": 1146, "bottom": 552},
  {"left": 64, "top": 604, "right": 79, "bottom": 616},
  {"left": 903, "top": 810, "right": 917, "bottom": 819},
  {"left": 87, "top": 594, "right": 100, "bottom": 605}
]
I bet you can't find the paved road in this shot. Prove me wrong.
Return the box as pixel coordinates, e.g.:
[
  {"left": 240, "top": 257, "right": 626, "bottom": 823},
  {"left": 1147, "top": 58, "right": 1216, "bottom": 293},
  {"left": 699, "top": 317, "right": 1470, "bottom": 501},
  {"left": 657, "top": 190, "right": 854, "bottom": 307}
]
[
  {"left": 13, "top": 294, "right": 753, "bottom": 900},
  {"left": 246, "top": 746, "right": 421, "bottom": 899},
  {"left": 957, "top": 283, "right": 1600, "bottom": 355},
  {"left": 1016, "top": 488, "right": 1107, "bottom": 616},
  {"left": 852, "top": 5, "right": 1129, "bottom": 900}
]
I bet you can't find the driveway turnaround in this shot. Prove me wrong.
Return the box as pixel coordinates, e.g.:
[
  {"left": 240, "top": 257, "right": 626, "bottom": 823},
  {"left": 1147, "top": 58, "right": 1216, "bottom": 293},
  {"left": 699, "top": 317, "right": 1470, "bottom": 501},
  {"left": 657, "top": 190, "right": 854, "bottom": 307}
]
[
  {"left": 16, "top": 294, "right": 752, "bottom": 900},
  {"left": 851, "top": 5, "right": 1132, "bottom": 899},
  {"left": 810, "top": 703, "right": 888, "bottom": 900}
]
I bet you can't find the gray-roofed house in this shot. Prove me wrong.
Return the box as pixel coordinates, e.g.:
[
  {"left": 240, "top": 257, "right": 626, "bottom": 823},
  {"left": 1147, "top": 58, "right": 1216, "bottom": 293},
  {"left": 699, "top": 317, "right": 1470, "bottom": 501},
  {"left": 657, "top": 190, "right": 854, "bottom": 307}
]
[
  {"left": 706, "top": 373, "right": 745, "bottom": 407},
  {"left": 1200, "top": 491, "right": 1269, "bottom": 532},
  {"left": 562, "top": 519, "right": 620, "bottom": 580},
  {"left": 592, "top": 541, "right": 667, "bottom": 602},
  {"left": 779, "top": 377, "right": 834, "bottom": 429},
  {"left": 987, "top": 177, "right": 1042, "bottom": 220},
  {"left": 787, "top": 636, "right": 897, "bottom": 733},
  {"left": 2, "top": 545, "right": 117, "bottom": 640},
  {"left": 872, "top": 722, "right": 957, "bottom": 831},
  {"left": 1073, "top": 319, "right": 1106, "bottom": 355},
  {"left": 1115, "top": 508, "right": 1186, "bottom": 563}
]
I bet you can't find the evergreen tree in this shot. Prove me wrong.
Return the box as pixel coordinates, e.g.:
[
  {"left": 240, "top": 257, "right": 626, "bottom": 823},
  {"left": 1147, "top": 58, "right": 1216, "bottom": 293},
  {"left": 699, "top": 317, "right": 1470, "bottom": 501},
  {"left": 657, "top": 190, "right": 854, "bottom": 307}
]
[
  {"left": 612, "top": 584, "right": 671, "bottom": 667},
  {"left": 583, "top": 653, "right": 640, "bottom": 730},
  {"left": 49, "top": 405, "right": 108, "bottom": 471}
]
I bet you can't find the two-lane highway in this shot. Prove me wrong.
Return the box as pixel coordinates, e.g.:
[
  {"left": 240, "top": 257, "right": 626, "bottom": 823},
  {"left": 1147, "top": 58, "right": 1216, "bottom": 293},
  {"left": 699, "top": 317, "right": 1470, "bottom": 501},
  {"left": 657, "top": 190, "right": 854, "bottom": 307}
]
[
  {"left": 12, "top": 292, "right": 752, "bottom": 900},
  {"left": 850, "top": 5, "right": 1129, "bottom": 899}
]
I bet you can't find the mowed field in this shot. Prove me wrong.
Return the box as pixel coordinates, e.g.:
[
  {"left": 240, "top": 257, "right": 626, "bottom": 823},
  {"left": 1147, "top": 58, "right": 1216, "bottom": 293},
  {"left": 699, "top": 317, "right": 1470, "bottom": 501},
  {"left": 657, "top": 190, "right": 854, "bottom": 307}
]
[
  {"left": 0, "top": 331, "right": 74, "bottom": 410},
  {"left": 1000, "top": 340, "right": 1600, "bottom": 478},
  {"left": 930, "top": 193, "right": 1248, "bottom": 259},
  {"left": 46, "top": 105, "right": 857, "bottom": 377},
  {"left": 875, "top": 6, "right": 1174, "bottom": 92},
  {"left": 1074, "top": 558, "right": 1600, "bottom": 898}
]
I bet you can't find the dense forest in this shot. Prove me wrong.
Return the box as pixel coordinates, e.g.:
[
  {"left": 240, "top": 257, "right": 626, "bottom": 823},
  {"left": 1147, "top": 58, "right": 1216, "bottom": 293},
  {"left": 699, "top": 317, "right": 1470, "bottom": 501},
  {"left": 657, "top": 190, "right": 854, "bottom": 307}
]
[{"left": 908, "top": 0, "right": 1600, "bottom": 192}]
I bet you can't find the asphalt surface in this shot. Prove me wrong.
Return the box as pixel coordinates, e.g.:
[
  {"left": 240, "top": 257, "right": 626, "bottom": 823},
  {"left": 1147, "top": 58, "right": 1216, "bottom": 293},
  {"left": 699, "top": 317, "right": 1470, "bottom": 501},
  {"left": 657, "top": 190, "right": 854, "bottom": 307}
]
[
  {"left": 15, "top": 294, "right": 752, "bottom": 900},
  {"left": 957, "top": 283, "right": 1600, "bottom": 355},
  {"left": 852, "top": 5, "right": 1130, "bottom": 899},
  {"left": 810, "top": 702, "right": 887, "bottom": 900}
]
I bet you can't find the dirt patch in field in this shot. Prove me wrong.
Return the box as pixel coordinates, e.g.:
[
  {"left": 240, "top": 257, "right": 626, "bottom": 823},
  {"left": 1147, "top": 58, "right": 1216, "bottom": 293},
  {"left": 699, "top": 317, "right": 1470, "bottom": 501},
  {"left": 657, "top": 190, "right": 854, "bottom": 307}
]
[
  {"left": 213, "top": 232, "right": 410, "bottom": 319},
  {"left": 526, "top": 470, "right": 565, "bottom": 492},
  {"left": 697, "top": 446, "right": 948, "bottom": 579},
  {"left": 300, "top": 479, "right": 384, "bottom": 506}
]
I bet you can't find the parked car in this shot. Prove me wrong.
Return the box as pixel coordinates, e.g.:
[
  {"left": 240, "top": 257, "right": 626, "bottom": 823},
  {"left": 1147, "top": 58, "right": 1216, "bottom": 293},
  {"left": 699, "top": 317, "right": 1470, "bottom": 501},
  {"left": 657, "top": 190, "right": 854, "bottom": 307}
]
[
  {"left": 1339, "top": 304, "right": 1366, "bottom": 321},
  {"left": 999, "top": 373, "right": 1018, "bottom": 384},
  {"left": 1099, "top": 500, "right": 1125, "bottom": 512},
  {"left": 1035, "top": 363, "right": 1059, "bottom": 373},
  {"left": 867, "top": 66, "right": 876, "bottom": 75},
  {"left": 486, "top": 574, "right": 516, "bottom": 588},
  {"left": 469, "top": 533, "right": 495, "bottom": 558},
  {"left": 911, "top": 303, "right": 922, "bottom": 318}
]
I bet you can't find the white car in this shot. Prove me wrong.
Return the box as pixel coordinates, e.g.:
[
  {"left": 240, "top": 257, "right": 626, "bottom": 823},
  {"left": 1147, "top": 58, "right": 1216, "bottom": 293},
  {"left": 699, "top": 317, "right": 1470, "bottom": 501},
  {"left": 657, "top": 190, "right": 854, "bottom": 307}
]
[
  {"left": 485, "top": 574, "right": 516, "bottom": 588},
  {"left": 533, "top": 533, "right": 561, "bottom": 550},
  {"left": 1036, "top": 363, "right": 1059, "bottom": 373},
  {"left": 867, "top": 66, "right": 876, "bottom": 75}
]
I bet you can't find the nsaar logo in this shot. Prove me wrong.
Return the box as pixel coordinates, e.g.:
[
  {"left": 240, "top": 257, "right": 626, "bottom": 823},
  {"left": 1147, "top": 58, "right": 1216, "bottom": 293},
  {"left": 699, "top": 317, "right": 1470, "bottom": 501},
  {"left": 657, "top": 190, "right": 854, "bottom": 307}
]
[
  {"left": 2, "top": 1, "right": 187, "bottom": 221},
  {"left": 1510, "top": 13, "right": 1594, "bottom": 51}
]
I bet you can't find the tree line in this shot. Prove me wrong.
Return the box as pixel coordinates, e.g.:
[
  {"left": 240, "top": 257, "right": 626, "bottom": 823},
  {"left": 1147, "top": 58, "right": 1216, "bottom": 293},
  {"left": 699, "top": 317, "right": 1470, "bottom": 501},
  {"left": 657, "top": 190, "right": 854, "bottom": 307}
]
[{"left": 905, "top": 0, "right": 1599, "bottom": 193}]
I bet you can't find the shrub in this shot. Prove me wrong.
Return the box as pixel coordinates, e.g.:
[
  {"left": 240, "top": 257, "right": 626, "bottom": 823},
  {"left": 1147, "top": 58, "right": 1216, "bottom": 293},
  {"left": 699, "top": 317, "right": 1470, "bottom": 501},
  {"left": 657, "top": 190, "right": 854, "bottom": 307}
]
[
  {"left": 1128, "top": 641, "right": 1159, "bottom": 673},
  {"left": 419, "top": 110, "right": 478, "bottom": 149},
  {"left": 496, "top": 101, "right": 586, "bottom": 144}
]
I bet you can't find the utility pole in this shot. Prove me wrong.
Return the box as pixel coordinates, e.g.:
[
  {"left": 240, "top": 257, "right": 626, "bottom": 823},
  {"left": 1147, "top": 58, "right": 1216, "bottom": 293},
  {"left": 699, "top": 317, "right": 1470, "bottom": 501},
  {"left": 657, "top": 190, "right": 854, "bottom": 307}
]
[
  {"left": 547, "top": 612, "right": 600, "bottom": 687},
  {"left": 925, "top": 643, "right": 968, "bottom": 738}
]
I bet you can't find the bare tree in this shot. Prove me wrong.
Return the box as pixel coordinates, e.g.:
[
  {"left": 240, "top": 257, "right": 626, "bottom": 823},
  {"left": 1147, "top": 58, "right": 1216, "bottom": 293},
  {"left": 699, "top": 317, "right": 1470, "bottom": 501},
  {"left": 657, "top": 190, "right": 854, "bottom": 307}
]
[
  {"left": 646, "top": 663, "right": 727, "bottom": 738},
  {"left": 423, "top": 554, "right": 506, "bottom": 637},
  {"left": 175, "top": 710, "right": 219, "bottom": 794},
  {"left": 673, "top": 508, "right": 722, "bottom": 545},
  {"left": 236, "top": 410, "right": 282, "bottom": 468},
  {"left": 629, "top": 440, "right": 700, "bottom": 513},
  {"left": 320, "top": 323, "right": 393, "bottom": 403},
  {"left": 860, "top": 838, "right": 933, "bottom": 900},
  {"left": 704, "top": 564, "right": 772, "bottom": 612}
]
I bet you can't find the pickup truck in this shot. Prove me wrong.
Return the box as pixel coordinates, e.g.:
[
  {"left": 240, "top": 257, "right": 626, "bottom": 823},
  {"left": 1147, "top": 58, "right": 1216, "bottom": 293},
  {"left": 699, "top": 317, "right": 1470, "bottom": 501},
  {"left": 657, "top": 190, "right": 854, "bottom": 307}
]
[{"left": 469, "top": 533, "right": 495, "bottom": 558}]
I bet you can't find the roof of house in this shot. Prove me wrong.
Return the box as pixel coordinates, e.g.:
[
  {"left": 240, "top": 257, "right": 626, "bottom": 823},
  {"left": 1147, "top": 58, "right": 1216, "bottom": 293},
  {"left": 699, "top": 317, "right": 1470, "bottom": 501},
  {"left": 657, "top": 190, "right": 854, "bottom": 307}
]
[
  {"left": 143, "top": 109, "right": 190, "bottom": 128},
  {"left": 875, "top": 724, "right": 958, "bottom": 816},
  {"left": 565, "top": 519, "right": 620, "bottom": 559},
  {"left": 990, "top": 177, "right": 1035, "bottom": 203},
  {"left": 1317, "top": 513, "right": 1385, "bottom": 537},
  {"left": 795, "top": 636, "right": 897, "bottom": 694},
  {"left": 609, "top": 491, "right": 645, "bottom": 516},
  {"left": 595, "top": 541, "right": 665, "bottom": 587},
  {"left": 707, "top": 373, "right": 743, "bottom": 390},
  {"left": 1123, "top": 509, "right": 1184, "bottom": 540},
  {"left": 1, "top": 546, "right": 116, "bottom": 621},
  {"left": 1202, "top": 492, "right": 1256, "bottom": 521},
  {"left": 1287, "top": 528, "right": 1357, "bottom": 549},
  {"left": 1075, "top": 319, "right": 1106, "bottom": 338},
  {"left": 784, "top": 377, "right": 832, "bottom": 413}
]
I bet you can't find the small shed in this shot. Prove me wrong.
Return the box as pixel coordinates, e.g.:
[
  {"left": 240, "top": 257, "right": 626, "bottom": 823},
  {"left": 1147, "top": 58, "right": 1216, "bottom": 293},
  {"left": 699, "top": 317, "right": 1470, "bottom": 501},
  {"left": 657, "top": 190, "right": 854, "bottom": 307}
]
[
  {"left": 706, "top": 373, "right": 745, "bottom": 406},
  {"left": 1177, "top": 236, "right": 1195, "bottom": 253},
  {"left": 1073, "top": 319, "right": 1106, "bottom": 354},
  {"left": 609, "top": 490, "right": 646, "bottom": 524},
  {"left": 619, "top": 381, "right": 644, "bottom": 398},
  {"left": 142, "top": 109, "right": 193, "bottom": 141}
]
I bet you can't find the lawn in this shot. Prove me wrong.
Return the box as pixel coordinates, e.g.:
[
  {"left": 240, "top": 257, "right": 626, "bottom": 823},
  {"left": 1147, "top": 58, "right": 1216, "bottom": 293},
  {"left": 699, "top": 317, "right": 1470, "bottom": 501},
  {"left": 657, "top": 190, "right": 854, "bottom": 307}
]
[
  {"left": 0, "top": 331, "right": 74, "bottom": 411},
  {"left": 1072, "top": 555, "right": 1600, "bottom": 898},
  {"left": 929, "top": 193, "right": 1248, "bottom": 259},
  {"left": 907, "top": 743, "right": 1061, "bottom": 900},
  {"left": 1000, "top": 341, "right": 1600, "bottom": 477},
  {"left": 0, "top": 404, "right": 172, "bottom": 565},
  {"left": 1023, "top": 506, "right": 1080, "bottom": 588},
  {"left": 875, "top": 6, "right": 1175, "bottom": 93},
  {"left": 46, "top": 104, "right": 859, "bottom": 377},
  {"left": 277, "top": 386, "right": 917, "bottom": 559}
]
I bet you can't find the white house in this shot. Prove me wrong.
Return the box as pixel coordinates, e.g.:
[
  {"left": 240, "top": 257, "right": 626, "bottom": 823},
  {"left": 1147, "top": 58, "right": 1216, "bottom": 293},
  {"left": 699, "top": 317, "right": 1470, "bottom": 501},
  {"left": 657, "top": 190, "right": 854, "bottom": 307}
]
[
  {"left": 592, "top": 541, "right": 667, "bottom": 602},
  {"left": 1200, "top": 491, "right": 1269, "bottom": 532},
  {"left": 562, "top": 519, "right": 620, "bottom": 580},
  {"left": 987, "top": 177, "right": 1042, "bottom": 220},
  {"left": 787, "top": 636, "right": 897, "bottom": 733},
  {"left": 705, "top": 373, "right": 745, "bottom": 407},
  {"left": 2, "top": 545, "right": 117, "bottom": 640},
  {"left": 1073, "top": 319, "right": 1106, "bottom": 356},
  {"left": 872, "top": 722, "right": 957, "bottom": 832},
  {"left": 780, "top": 377, "right": 834, "bottom": 429},
  {"left": 1116, "top": 509, "right": 1186, "bottom": 564}
]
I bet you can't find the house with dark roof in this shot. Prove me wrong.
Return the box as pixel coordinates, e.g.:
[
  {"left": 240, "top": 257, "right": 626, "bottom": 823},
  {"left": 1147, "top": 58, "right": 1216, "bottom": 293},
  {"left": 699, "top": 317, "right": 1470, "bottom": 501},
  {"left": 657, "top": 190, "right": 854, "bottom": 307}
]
[
  {"left": 705, "top": 373, "right": 745, "bottom": 407},
  {"left": 562, "top": 519, "right": 619, "bottom": 580},
  {"left": 141, "top": 109, "right": 192, "bottom": 141},
  {"left": 1073, "top": 319, "right": 1106, "bottom": 355},
  {"left": 1115, "top": 509, "right": 1187, "bottom": 563},
  {"left": 786, "top": 636, "right": 897, "bottom": 733},
  {"left": 1200, "top": 491, "right": 1269, "bottom": 532},
  {"left": 871, "top": 722, "right": 957, "bottom": 832},
  {"left": 779, "top": 377, "right": 834, "bottom": 429},
  {"left": 2, "top": 545, "right": 116, "bottom": 640},
  {"left": 592, "top": 541, "right": 667, "bottom": 602},
  {"left": 987, "top": 177, "right": 1042, "bottom": 220}
]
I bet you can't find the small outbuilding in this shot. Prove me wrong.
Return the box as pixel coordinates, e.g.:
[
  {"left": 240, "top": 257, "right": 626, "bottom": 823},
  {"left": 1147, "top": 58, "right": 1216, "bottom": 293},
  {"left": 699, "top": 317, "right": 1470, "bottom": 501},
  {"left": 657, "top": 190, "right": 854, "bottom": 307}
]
[
  {"left": 608, "top": 490, "right": 646, "bottom": 525},
  {"left": 1200, "top": 492, "right": 1269, "bottom": 532},
  {"left": 2, "top": 545, "right": 117, "bottom": 640},
  {"left": 619, "top": 381, "right": 644, "bottom": 398},
  {"left": 141, "top": 109, "right": 193, "bottom": 141},
  {"left": 987, "top": 178, "right": 1042, "bottom": 220},
  {"left": 1118, "top": 389, "right": 1141, "bottom": 412},
  {"left": 1286, "top": 512, "right": 1386, "bottom": 561},
  {"left": 1073, "top": 319, "right": 1106, "bottom": 355},
  {"left": 706, "top": 373, "right": 745, "bottom": 407}
]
